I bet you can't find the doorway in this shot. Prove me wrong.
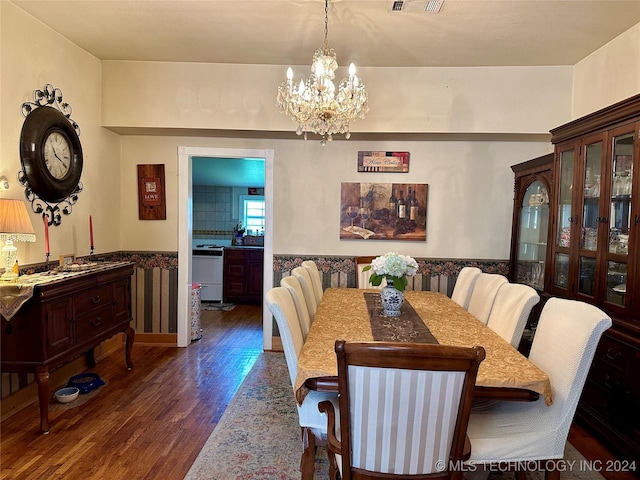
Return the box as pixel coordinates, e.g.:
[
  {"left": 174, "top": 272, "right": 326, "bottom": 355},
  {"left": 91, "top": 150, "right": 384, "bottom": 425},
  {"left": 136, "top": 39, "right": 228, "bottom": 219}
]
[{"left": 177, "top": 146, "right": 274, "bottom": 349}]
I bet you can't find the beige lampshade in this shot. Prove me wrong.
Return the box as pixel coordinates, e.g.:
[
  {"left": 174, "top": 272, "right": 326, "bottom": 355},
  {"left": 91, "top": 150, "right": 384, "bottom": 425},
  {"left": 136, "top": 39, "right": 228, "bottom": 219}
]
[{"left": 0, "top": 199, "right": 36, "bottom": 242}]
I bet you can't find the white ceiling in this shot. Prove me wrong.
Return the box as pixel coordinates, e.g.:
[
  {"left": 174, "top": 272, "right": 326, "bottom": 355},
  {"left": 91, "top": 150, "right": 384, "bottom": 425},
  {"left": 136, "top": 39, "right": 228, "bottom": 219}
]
[{"left": 11, "top": 0, "right": 640, "bottom": 68}]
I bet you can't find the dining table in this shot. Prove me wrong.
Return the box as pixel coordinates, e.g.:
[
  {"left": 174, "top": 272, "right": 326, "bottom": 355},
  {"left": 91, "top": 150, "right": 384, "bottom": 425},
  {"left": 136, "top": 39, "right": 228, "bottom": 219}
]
[{"left": 294, "top": 288, "right": 553, "bottom": 407}]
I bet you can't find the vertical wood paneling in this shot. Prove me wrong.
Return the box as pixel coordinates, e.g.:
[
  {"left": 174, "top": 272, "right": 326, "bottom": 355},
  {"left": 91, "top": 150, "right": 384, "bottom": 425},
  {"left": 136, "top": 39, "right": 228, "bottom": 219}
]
[
  {"left": 130, "top": 268, "right": 138, "bottom": 331},
  {"left": 136, "top": 267, "right": 146, "bottom": 333},
  {"left": 168, "top": 268, "right": 178, "bottom": 333},
  {"left": 151, "top": 268, "right": 161, "bottom": 333},
  {"left": 144, "top": 268, "right": 154, "bottom": 333},
  {"left": 161, "top": 269, "right": 170, "bottom": 333}
]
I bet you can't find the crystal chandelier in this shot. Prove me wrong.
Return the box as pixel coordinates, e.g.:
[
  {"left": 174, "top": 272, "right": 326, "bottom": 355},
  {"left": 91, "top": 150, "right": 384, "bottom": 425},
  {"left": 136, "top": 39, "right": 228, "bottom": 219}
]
[{"left": 276, "top": 0, "right": 368, "bottom": 146}]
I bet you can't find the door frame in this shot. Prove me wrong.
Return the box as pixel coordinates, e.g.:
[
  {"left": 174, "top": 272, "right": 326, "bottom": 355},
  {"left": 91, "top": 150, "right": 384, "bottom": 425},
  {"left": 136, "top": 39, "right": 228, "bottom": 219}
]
[{"left": 177, "top": 146, "right": 274, "bottom": 348}]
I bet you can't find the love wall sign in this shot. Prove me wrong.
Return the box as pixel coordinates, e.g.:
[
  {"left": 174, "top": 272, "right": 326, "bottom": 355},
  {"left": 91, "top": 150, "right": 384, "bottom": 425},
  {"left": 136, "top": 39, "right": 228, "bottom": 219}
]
[{"left": 137, "top": 164, "right": 167, "bottom": 220}]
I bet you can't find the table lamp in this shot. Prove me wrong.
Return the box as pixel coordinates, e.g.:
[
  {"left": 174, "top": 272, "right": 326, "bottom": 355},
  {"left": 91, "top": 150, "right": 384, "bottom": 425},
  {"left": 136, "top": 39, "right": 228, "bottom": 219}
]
[{"left": 0, "top": 199, "right": 36, "bottom": 281}]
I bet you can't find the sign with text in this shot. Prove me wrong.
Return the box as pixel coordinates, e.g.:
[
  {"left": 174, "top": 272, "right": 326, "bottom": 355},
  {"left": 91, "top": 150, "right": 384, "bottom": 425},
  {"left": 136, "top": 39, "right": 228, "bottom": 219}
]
[
  {"left": 357, "top": 151, "right": 410, "bottom": 173},
  {"left": 137, "top": 164, "right": 167, "bottom": 220}
]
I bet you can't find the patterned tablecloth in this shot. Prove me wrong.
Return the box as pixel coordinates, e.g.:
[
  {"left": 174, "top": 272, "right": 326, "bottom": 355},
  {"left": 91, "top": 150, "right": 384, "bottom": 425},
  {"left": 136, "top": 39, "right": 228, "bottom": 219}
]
[
  {"left": 0, "top": 262, "right": 132, "bottom": 321},
  {"left": 294, "top": 288, "right": 553, "bottom": 406}
]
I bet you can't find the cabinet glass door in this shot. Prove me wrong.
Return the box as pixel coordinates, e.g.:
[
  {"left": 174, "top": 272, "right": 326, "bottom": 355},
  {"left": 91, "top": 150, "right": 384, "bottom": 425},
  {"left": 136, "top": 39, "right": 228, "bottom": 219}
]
[
  {"left": 554, "top": 149, "right": 574, "bottom": 289},
  {"left": 578, "top": 139, "right": 603, "bottom": 297},
  {"left": 605, "top": 131, "right": 634, "bottom": 308},
  {"left": 580, "top": 141, "right": 603, "bottom": 251},
  {"left": 556, "top": 150, "right": 574, "bottom": 248},
  {"left": 516, "top": 180, "right": 549, "bottom": 289}
]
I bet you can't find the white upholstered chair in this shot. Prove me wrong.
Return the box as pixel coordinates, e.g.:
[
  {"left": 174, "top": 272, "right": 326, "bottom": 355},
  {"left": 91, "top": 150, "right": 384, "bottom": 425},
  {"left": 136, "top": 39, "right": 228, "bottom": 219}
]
[
  {"left": 486, "top": 283, "right": 539, "bottom": 348},
  {"left": 466, "top": 273, "right": 508, "bottom": 324},
  {"left": 302, "top": 260, "right": 324, "bottom": 304},
  {"left": 319, "top": 340, "right": 486, "bottom": 480},
  {"left": 451, "top": 266, "right": 482, "bottom": 309},
  {"left": 465, "top": 298, "right": 612, "bottom": 479},
  {"left": 292, "top": 266, "right": 318, "bottom": 318},
  {"left": 355, "top": 256, "right": 386, "bottom": 289},
  {"left": 281, "top": 275, "right": 312, "bottom": 340},
  {"left": 265, "top": 287, "right": 338, "bottom": 480}
]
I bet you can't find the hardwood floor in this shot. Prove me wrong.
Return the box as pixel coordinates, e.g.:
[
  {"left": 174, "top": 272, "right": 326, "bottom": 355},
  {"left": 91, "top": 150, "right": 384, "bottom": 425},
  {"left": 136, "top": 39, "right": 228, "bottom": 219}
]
[
  {"left": 1, "top": 303, "right": 636, "bottom": 480},
  {"left": 1, "top": 304, "right": 264, "bottom": 480}
]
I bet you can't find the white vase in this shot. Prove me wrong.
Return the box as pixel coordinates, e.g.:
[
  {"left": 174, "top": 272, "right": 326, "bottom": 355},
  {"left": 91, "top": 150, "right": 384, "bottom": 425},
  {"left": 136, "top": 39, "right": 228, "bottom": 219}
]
[{"left": 380, "top": 278, "right": 404, "bottom": 316}]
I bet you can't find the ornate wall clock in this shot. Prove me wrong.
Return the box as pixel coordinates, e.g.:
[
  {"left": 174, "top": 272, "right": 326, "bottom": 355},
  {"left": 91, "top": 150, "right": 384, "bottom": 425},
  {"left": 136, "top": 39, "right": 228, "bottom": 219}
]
[{"left": 18, "top": 84, "right": 83, "bottom": 226}]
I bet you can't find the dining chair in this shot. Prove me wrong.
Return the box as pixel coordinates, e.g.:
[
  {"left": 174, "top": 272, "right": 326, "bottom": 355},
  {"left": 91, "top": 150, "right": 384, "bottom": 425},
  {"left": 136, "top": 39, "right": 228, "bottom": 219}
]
[
  {"left": 465, "top": 298, "right": 612, "bottom": 479},
  {"left": 354, "top": 256, "right": 386, "bottom": 289},
  {"left": 485, "top": 283, "right": 539, "bottom": 348},
  {"left": 265, "top": 287, "right": 338, "bottom": 480},
  {"left": 302, "top": 260, "right": 324, "bottom": 304},
  {"left": 292, "top": 266, "right": 318, "bottom": 318},
  {"left": 281, "top": 275, "right": 312, "bottom": 340},
  {"left": 319, "top": 340, "right": 486, "bottom": 480},
  {"left": 466, "top": 273, "right": 508, "bottom": 324},
  {"left": 450, "top": 266, "right": 482, "bottom": 309}
]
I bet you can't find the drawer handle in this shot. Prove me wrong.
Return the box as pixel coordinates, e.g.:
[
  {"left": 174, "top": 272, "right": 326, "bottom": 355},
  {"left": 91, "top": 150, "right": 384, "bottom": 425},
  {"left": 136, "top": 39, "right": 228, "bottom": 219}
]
[
  {"left": 603, "top": 375, "right": 619, "bottom": 391},
  {"left": 605, "top": 348, "right": 622, "bottom": 361},
  {"left": 90, "top": 296, "right": 101, "bottom": 304},
  {"left": 90, "top": 318, "right": 102, "bottom": 328}
]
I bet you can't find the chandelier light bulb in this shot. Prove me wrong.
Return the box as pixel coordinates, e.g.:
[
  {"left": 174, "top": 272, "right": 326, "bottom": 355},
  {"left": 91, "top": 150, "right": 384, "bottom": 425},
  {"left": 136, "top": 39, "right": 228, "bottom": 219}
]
[{"left": 276, "top": 0, "right": 368, "bottom": 144}]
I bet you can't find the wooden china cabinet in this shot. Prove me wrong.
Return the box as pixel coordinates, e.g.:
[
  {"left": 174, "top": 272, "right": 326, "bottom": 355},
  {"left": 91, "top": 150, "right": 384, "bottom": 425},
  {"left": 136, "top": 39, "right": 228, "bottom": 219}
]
[
  {"left": 548, "top": 94, "right": 640, "bottom": 462},
  {"left": 509, "top": 153, "right": 554, "bottom": 291},
  {"left": 509, "top": 154, "right": 554, "bottom": 354}
]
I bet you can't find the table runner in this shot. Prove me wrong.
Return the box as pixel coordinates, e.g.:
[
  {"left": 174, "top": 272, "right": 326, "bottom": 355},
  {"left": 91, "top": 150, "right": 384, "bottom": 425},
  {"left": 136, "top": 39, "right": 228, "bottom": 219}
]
[
  {"left": 364, "top": 293, "right": 438, "bottom": 344},
  {"left": 0, "top": 261, "right": 133, "bottom": 321},
  {"left": 294, "top": 288, "right": 553, "bottom": 406}
]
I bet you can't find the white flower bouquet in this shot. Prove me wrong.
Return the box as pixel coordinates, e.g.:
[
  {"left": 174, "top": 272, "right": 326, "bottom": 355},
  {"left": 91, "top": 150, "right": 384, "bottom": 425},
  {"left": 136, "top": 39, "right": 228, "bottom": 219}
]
[{"left": 363, "top": 252, "right": 418, "bottom": 291}]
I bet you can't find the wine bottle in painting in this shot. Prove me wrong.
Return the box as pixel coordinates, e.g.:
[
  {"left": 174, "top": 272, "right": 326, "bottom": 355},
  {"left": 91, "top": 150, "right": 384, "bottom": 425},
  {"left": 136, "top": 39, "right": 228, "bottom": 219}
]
[
  {"left": 388, "top": 187, "right": 397, "bottom": 217},
  {"left": 398, "top": 190, "right": 406, "bottom": 219},
  {"left": 410, "top": 186, "right": 419, "bottom": 221}
]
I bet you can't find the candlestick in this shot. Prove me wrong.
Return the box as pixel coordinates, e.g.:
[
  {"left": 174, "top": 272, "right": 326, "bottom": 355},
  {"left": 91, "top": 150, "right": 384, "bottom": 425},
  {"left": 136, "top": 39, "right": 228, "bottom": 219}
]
[
  {"left": 89, "top": 215, "right": 94, "bottom": 250},
  {"left": 43, "top": 214, "right": 50, "bottom": 255}
]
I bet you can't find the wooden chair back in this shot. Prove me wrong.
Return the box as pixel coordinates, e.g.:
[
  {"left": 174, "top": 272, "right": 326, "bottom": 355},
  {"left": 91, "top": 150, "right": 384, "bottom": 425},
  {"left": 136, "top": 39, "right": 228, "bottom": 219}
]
[{"left": 320, "top": 340, "right": 485, "bottom": 480}]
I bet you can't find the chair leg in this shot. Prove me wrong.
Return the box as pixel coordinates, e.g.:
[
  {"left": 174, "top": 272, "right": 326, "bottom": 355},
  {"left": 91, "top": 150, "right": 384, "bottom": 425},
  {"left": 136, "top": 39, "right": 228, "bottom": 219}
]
[
  {"left": 544, "top": 460, "right": 561, "bottom": 480},
  {"left": 300, "top": 427, "right": 317, "bottom": 480}
]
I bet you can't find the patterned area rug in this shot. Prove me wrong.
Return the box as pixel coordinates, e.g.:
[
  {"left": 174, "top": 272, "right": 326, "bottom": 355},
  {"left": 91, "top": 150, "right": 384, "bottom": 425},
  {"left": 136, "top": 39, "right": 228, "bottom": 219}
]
[
  {"left": 184, "top": 353, "right": 604, "bottom": 480},
  {"left": 201, "top": 302, "right": 236, "bottom": 311}
]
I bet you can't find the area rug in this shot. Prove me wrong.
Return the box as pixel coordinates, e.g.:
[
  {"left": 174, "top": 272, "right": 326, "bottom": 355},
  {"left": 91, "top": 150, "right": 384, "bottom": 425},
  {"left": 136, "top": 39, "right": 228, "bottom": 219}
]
[
  {"left": 184, "top": 353, "right": 604, "bottom": 480},
  {"left": 201, "top": 302, "right": 236, "bottom": 311}
]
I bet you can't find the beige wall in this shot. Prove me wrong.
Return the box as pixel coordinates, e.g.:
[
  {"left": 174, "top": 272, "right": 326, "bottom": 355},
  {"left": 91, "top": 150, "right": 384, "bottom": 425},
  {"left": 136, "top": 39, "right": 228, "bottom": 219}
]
[
  {"left": 573, "top": 23, "right": 640, "bottom": 118},
  {"left": 121, "top": 135, "right": 550, "bottom": 259},
  {"left": 3, "top": 0, "right": 640, "bottom": 267},
  {"left": 1, "top": 2, "right": 122, "bottom": 266},
  {"left": 102, "top": 61, "right": 573, "bottom": 135}
]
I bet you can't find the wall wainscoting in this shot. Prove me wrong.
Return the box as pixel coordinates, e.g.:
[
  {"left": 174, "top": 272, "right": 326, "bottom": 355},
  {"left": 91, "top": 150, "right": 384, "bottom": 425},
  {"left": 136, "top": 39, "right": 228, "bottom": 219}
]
[
  {"left": 1, "top": 252, "right": 507, "bottom": 401},
  {"left": 273, "top": 255, "right": 509, "bottom": 295}
]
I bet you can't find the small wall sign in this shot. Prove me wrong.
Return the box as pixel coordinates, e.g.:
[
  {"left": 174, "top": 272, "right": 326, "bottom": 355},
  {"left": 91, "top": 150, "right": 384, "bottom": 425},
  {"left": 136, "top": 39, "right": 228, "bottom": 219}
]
[
  {"left": 357, "top": 151, "right": 409, "bottom": 173},
  {"left": 137, "top": 164, "right": 167, "bottom": 220}
]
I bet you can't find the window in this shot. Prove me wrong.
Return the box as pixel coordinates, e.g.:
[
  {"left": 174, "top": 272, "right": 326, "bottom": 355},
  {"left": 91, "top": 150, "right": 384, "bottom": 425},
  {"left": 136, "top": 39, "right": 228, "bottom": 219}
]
[{"left": 240, "top": 195, "right": 265, "bottom": 234}]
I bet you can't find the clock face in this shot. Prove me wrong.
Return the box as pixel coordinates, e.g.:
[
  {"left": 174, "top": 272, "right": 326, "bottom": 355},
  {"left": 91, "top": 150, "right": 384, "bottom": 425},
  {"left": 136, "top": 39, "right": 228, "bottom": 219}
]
[
  {"left": 20, "top": 106, "right": 83, "bottom": 203},
  {"left": 44, "top": 131, "right": 71, "bottom": 180}
]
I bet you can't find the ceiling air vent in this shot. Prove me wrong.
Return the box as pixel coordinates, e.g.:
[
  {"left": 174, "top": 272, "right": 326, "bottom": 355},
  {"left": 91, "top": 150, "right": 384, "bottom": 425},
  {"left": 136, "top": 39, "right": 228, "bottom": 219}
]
[{"left": 390, "top": 0, "right": 445, "bottom": 13}]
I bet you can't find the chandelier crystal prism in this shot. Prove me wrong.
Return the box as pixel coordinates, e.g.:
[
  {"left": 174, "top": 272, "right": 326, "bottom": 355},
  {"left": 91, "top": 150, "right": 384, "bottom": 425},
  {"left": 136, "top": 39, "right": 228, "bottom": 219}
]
[{"left": 276, "top": 0, "right": 368, "bottom": 145}]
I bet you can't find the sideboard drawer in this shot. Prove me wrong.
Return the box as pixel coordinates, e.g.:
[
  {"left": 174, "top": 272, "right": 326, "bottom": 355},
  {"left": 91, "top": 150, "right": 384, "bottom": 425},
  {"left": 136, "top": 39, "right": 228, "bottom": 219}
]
[
  {"left": 74, "top": 284, "right": 113, "bottom": 313},
  {"left": 75, "top": 304, "right": 113, "bottom": 342}
]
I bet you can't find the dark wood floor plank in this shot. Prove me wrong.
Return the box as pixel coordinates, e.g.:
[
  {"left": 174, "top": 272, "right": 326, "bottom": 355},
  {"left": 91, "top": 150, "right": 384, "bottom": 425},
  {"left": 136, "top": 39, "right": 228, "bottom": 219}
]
[
  {"left": 1, "top": 303, "right": 635, "bottom": 479},
  {"left": 1, "top": 304, "right": 263, "bottom": 480}
]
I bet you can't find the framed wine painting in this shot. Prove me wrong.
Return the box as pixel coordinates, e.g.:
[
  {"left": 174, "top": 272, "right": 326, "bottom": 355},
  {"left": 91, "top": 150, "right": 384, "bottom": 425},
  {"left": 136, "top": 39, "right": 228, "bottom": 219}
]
[{"left": 340, "top": 182, "right": 428, "bottom": 241}]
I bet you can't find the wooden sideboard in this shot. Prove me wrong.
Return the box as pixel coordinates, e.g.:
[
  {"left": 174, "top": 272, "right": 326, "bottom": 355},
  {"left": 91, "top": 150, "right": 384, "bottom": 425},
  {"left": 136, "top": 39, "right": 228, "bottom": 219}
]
[{"left": 1, "top": 262, "right": 135, "bottom": 434}]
